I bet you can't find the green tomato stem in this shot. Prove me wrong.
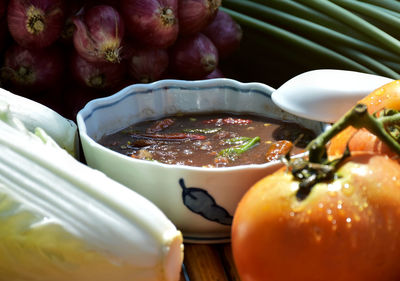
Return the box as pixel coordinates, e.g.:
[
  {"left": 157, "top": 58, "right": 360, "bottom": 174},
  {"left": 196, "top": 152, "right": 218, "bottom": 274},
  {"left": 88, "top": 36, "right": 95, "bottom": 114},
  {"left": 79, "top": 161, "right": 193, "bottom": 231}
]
[{"left": 307, "top": 103, "right": 400, "bottom": 163}]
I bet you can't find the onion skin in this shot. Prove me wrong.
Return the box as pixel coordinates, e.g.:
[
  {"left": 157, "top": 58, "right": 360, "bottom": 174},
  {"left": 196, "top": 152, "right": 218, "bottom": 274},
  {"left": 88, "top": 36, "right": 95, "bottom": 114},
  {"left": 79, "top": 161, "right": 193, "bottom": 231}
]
[
  {"left": 2, "top": 44, "right": 64, "bottom": 94},
  {"left": 7, "top": 0, "right": 65, "bottom": 49},
  {"left": 121, "top": 0, "right": 179, "bottom": 48},
  {"left": 70, "top": 52, "right": 127, "bottom": 91},
  {"left": 204, "top": 68, "right": 224, "bottom": 79},
  {"left": 72, "top": 5, "right": 125, "bottom": 64},
  {"left": 178, "top": 0, "right": 221, "bottom": 36},
  {"left": 169, "top": 33, "right": 218, "bottom": 79},
  {"left": 128, "top": 45, "right": 169, "bottom": 83},
  {"left": 203, "top": 9, "right": 242, "bottom": 59}
]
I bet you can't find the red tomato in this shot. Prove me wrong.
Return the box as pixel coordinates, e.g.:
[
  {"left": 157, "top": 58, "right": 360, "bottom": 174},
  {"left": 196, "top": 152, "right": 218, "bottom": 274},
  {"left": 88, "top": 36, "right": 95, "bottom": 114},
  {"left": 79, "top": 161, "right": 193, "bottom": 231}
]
[
  {"left": 232, "top": 153, "right": 400, "bottom": 281},
  {"left": 328, "top": 80, "right": 400, "bottom": 158}
]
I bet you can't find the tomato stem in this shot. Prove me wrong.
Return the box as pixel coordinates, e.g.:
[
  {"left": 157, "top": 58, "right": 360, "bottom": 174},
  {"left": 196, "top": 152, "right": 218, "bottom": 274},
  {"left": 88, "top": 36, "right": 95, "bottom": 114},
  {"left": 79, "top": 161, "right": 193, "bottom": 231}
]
[
  {"left": 291, "top": 103, "right": 400, "bottom": 200},
  {"left": 307, "top": 103, "right": 400, "bottom": 163}
]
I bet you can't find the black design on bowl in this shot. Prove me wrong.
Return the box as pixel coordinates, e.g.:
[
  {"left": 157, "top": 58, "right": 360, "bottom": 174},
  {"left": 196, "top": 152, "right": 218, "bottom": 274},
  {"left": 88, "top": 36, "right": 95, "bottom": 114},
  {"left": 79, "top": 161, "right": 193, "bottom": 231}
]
[{"left": 179, "top": 178, "right": 233, "bottom": 225}]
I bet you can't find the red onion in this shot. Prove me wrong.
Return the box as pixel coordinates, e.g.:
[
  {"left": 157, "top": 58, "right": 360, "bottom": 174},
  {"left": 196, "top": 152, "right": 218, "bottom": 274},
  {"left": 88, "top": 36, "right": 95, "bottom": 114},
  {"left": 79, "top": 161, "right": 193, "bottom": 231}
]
[
  {"left": 178, "top": 0, "right": 221, "bottom": 36},
  {"left": 73, "top": 5, "right": 125, "bottom": 64},
  {"left": 2, "top": 44, "right": 64, "bottom": 95},
  {"left": 204, "top": 68, "right": 224, "bottom": 79},
  {"left": 128, "top": 45, "right": 169, "bottom": 83},
  {"left": 169, "top": 33, "right": 218, "bottom": 79},
  {"left": 7, "top": 0, "right": 65, "bottom": 49},
  {"left": 121, "top": 0, "right": 179, "bottom": 48},
  {"left": 203, "top": 9, "right": 242, "bottom": 59},
  {"left": 70, "top": 51, "right": 127, "bottom": 90}
]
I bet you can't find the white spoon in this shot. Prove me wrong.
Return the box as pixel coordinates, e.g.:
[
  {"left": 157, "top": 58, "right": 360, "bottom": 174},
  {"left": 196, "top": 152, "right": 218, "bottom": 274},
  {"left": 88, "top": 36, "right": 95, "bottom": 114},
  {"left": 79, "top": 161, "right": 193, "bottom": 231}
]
[{"left": 271, "top": 69, "right": 394, "bottom": 123}]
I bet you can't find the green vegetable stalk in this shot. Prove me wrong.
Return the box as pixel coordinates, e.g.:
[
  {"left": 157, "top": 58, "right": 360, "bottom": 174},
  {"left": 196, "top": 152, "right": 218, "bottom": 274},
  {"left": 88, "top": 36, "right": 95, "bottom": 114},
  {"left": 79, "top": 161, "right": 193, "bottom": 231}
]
[
  {"left": 221, "top": 0, "right": 400, "bottom": 79},
  {"left": 219, "top": 136, "right": 260, "bottom": 157}
]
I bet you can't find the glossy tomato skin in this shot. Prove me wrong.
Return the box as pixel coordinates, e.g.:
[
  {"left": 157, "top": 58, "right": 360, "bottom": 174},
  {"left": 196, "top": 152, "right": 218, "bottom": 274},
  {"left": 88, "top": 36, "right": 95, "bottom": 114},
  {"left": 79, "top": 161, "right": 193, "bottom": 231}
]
[
  {"left": 328, "top": 80, "right": 400, "bottom": 158},
  {"left": 232, "top": 153, "right": 400, "bottom": 281}
]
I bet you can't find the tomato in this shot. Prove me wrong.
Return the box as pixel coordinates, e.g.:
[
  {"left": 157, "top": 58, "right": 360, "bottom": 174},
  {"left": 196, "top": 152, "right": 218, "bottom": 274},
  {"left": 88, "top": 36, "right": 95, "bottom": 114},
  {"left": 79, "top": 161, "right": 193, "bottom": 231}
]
[
  {"left": 328, "top": 80, "right": 400, "bottom": 158},
  {"left": 231, "top": 153, "right": 400, "bottom": 281}
]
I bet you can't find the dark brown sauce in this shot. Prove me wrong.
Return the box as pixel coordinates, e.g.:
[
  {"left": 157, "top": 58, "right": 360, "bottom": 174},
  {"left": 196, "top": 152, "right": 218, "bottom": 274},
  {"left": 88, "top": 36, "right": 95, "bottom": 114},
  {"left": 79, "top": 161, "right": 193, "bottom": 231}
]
[{"left": 99, "top": 113, "right": 316, "bottom": 167}]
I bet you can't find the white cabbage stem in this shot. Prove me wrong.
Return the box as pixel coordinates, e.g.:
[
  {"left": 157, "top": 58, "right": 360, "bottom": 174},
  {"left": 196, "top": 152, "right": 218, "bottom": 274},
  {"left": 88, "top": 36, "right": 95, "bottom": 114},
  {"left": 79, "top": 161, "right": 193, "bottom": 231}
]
[
  {"left": 0, "top": 87, "right": 78, "bottom": 157},
  {"left": 0, "top": 118, "right": 184, "bottom": 281}
]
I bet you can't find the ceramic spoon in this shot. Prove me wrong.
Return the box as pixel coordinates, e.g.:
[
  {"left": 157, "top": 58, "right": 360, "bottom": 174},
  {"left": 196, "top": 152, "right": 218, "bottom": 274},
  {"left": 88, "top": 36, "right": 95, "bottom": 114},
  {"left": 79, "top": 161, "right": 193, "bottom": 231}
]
[{"left": 271, "top": 69, "right": 394, "bottom": 123}]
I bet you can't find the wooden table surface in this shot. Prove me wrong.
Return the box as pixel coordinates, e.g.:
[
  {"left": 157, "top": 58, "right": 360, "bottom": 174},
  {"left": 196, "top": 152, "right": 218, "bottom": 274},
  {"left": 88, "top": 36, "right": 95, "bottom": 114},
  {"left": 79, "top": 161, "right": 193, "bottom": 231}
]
[{"left": 180, "top": 243, "right": 240, "bottom": 281}]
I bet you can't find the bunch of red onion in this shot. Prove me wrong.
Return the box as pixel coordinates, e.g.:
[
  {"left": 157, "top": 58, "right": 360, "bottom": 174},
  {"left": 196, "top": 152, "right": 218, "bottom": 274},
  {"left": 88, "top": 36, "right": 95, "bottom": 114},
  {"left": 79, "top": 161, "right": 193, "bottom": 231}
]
[
  {"left": 0, "top": 0, "right": 242, "bottom": 118},
  {"left": 120, "top": 0, "right": 241, "bottom": 80}
]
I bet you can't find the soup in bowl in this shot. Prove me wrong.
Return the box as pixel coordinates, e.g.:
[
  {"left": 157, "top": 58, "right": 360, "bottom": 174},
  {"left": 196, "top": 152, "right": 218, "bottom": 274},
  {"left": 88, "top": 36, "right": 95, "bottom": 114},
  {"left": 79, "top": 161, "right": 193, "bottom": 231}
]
[{"left": 77, "top": 78, "right": 327, "bottom": 243}]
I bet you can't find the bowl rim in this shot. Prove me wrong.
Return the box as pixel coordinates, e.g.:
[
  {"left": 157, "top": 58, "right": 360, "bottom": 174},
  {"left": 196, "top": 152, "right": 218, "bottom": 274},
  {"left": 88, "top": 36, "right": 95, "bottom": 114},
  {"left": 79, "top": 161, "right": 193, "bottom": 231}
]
[
  {"left": 79, "top": 78, "right": 275, "bottom": 122},
  {"left": 76, "top": 78, "right": 324, "bottom": 172}
]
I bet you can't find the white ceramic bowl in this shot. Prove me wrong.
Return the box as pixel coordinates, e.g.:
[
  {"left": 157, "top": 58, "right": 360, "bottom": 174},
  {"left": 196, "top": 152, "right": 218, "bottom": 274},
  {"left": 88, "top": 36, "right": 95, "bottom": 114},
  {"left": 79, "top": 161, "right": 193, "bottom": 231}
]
[{"left": 77, "top": 78, "right": 327, "bottom": 243}]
